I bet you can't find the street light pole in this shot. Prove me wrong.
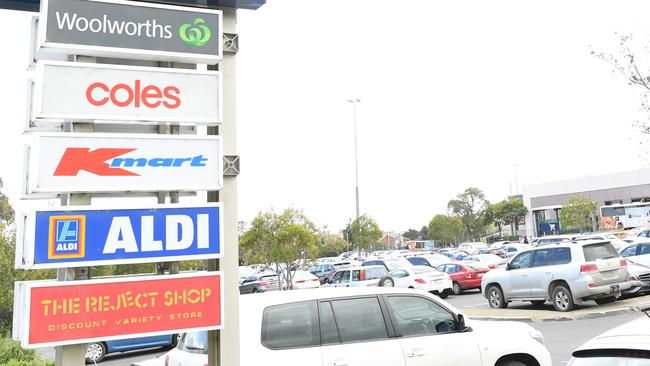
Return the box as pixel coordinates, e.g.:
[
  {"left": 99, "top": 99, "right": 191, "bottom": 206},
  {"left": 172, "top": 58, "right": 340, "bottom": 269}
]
[{"left": 347, "top": 99, "right": 361, "bottom": 220}]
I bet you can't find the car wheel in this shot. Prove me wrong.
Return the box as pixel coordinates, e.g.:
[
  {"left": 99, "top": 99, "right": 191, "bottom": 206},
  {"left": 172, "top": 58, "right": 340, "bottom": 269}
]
[
  {"left": 552, "top": 284, "right": 574, "bottom": 312},
  {"left": 487, "top": 285, "right": 508, "bottom": 309},
  {"left": 453, "top": 282, "right": 463, "bottom": 295},
  {"left": 594, "top": 296, "right": 616, "bottom": 305},
  {"left": 497, "top": 360, "right": 527, "bottom": 366},
  {"left": 379, "top": 277, "right": 394, "bottom": 287},
  {"left": 438, "top": 289, "right": 451, "bottom": 299},
  {"left": 85, "top": 342, "right": 106, "bottom": 363},
  {"left": 252, "top": 288, "right": 258, "bottom": 294},
  {"left": 529, "top": 300, "right": 545, "bottom": 306}
]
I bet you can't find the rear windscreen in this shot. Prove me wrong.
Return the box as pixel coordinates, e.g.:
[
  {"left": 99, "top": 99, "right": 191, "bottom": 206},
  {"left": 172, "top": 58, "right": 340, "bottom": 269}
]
[{"left": 582, "top": 243, "right": 619, "bottom": 262}]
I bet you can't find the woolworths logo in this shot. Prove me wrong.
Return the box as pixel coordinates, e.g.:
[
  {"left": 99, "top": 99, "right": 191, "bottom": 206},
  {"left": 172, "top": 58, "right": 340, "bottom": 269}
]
[{"left": 179, "top": 18, "right": 211, "bottom": 47}]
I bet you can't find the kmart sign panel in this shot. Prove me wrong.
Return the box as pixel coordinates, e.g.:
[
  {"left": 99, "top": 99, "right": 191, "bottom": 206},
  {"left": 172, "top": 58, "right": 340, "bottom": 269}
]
[
  {"left": 16, "top": 203, "right": 223, "bottom": 269},
  {"left": 38, "top": 0, "right": 222, "bottom": 63}
]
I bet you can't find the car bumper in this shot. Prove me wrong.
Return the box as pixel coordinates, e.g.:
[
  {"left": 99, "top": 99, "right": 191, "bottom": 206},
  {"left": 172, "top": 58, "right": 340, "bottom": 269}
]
[
  {"left": 571, "top": 279, "right": 633, "bottom": 300},
  {"left": 623, "top": 280, "right": 650, "bottom": 294},
  {"left": 417, "top": 279, "right": 453, "bottom": 293}
]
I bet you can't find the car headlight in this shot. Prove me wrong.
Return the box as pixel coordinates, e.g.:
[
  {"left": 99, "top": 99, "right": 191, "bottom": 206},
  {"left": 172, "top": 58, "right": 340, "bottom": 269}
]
[{"left": 528, "top": 329, "right": 545, "bottom": 346}]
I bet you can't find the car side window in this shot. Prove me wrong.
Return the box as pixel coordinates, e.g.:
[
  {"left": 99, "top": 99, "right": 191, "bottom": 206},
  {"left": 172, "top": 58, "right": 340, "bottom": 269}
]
[
  {"left": 641, "top": 243, "right": 650, "bottom": 255},
  {"left": 435, "top": 265, "right": 446, "bottom": 272},
  {"left": 365, "top": 268, "right": 386, "bottom": 280},
  {"left": 510, "top": 251, "right": 533, "bottom": 270},
  {"left": 340, "top": 271, "right": 351, "bottom": 283},
  {"left": 392, "top": 270, "right": 408, "bottom": 278},
  {"left": 352, "top": 270, "right": 361, "bottom": 282},
  {"left": 408, "top": 257, "right": 425, "bottom": 266},
  {"left": 330, "top": 297, "right": 389, "bottom": 343},
  {"left": 445, "top": 266, "right": 455, "bottom": 274},
  {"left": 261, "top": 301, "right": 319, "bottom": 349},
  {"left": 454, "top": 265, "right": 462, "bottom": 272},
  {"left": 385, "top": 296, "right": 456, "bottom": 337},
  {"left": 319, "top": 302, "right": 339, "bottom": 345},
  {"left": 330, "top": 271, "right": 343, "bottom": 284},
  {"left": 532, "top": 249, "right": 553, "bottom": 267},
  {"left": 552, "top": 248, "right": 572, "bottom": 265},
  {"left": 621, "top": 245, "right": 637, "bottom": 257}
]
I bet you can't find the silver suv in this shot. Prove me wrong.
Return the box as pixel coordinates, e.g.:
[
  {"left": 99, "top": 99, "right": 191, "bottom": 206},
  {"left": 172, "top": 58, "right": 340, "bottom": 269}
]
[{"left": 481, "top": 240, "right": 632, "bottom": 312}]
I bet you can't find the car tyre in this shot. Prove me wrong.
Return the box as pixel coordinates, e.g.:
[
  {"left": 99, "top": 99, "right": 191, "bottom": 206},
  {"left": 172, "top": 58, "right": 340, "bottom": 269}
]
[
  {"left": 552, "top": 284, "right": 574, "bottom": 312},
  {"left": 487, "top": 285, "right": 508, "bottom": 309},
  {"left": 594, "top": 296, "right": 616, "bottom": 305},
  {"left": 439, "top": 289, "right": 451, "bottom": 299},
  {"left": 85, "top": 342, "right": 106, "bottom": 364},
  {"left": 252, "top": 288, "right": 258, "bottom": 294},
  {"left": 379, "top": 277, "right": 394, "bottom": 287},
  {"left": 452, "top": 281, "right": 463, "bottom": 295}
]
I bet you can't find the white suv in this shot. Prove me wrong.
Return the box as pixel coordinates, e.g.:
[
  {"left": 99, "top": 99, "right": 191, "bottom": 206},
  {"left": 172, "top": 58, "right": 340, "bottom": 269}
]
[
  {"left": 481, "top": 240, "right": 632, "bottom": 312},
  {"left": 234, "top": 287, "right": 551, "bottom": 366}
]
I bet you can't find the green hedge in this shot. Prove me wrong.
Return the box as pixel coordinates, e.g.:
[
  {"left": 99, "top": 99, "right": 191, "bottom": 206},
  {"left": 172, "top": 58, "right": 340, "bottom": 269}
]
[{"left": 0, "top": 338, "right": 53, "bottom": 366}]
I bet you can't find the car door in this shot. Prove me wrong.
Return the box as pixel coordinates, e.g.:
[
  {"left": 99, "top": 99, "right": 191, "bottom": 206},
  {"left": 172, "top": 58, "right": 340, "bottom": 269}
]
[
  {"left": 320, "top": 297, "right": 405, "bottom": 366},
  {"left": 383, "top": 295, "right": 481, "bottom": 366},
  {"left": 527, "top": 248, "right": 554, "bottom": 298},
  {"left": 504, "top": 251, "right": 534, "bottom": 298}
]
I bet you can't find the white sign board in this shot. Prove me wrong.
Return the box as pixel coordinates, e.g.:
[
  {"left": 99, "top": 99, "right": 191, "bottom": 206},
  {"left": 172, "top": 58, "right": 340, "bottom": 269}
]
[
  {"left": 25, "top": 133, "right": 223, "bottom": 194},
  {"left": 32, "top": 61, "right": 222, "bottom": 124}
]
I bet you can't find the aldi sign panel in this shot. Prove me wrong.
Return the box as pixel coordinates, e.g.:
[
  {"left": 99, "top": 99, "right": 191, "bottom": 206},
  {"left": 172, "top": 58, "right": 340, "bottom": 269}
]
[
  {"left": 26, "top": 133, "right": 222, "bottom": 194},
  {"left": 16, "top": 203, "right": 223, "bottom": 269},
  {"left": 38, "top": 0, "right": 222, "bottom": 64},
  {"left": 33, "top": 61, "right": 221, "bottom": 124},
  {"left": 12, "top": 272, "right": 223, "bottom": 348}
]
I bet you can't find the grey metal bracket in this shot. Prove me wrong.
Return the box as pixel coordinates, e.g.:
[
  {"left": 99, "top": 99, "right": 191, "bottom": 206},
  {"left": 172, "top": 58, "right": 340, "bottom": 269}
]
[
  {"left": 223, "top": 33, "right": 239, "bottom": 53},
  {"left": 223, "top": 155, "right": 240, "bottom": 176}
]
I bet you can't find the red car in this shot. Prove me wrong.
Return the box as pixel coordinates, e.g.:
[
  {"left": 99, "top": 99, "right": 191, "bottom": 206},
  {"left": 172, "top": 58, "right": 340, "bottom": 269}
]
[{"left": 435, "top": 262, "right": 489, "bottom": 295}]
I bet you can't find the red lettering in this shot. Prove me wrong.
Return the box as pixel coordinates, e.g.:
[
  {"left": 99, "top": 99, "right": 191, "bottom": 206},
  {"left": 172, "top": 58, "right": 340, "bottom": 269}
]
[
  {"left": 53, "top": 148, "right": 139, "bottom": 176},
  {"left": 141, "top": 85, "right": 162, "bottom": 108},
  {"left": 163, "top": 86, "right": 181, "bottom": 109},
  {"left": 86, "top": 81, "right": 180, "bottom": 109},
  {"left": 86, "top": 82, "right": 109, "bottom": 106}
]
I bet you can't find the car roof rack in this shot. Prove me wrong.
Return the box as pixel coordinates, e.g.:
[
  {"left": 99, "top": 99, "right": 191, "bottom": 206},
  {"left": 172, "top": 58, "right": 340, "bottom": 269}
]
[{"left": 632, "top": 304, "right": 650, "bottom": 318}]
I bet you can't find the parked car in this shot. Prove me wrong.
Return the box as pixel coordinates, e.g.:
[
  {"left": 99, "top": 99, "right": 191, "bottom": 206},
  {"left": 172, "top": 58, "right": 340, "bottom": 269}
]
[
  {"left": 568, "top": 308, "right": 650, "bottom": 365},
  {"left": 574, "top": 234, "right": 628, "bottom": 250},
  {"left": 85, "top": 334, "right": 177, "bottom": 363},
  {"left": 362, "top": 258, "right": 413, "bottom": 272},
  {"left": 321, "top": 265, "right": 394, "bottom": 287},
  {"left": 258, "top": 273, "right": 287, "bottom": 291},
  {"left": 481, "top": 241, "right": 632, "bottom": 312},
  {"left": 405, "top": 254, "right": 450, "bottom": 268},
  {"left": 624, "top": 261, "right": 650, "bottom": 296},
  {"left": 458, "top": 242, "right": 487, "bottom": 253},
  {"left": 389, "top": 266, "right": 453, "bottom": 298},
  {"left": 464, "top": 254, "right": 508, "bottom": 269},
  {"left": 290, "top": 270, "right": 321, "bottom": 289},
  {"left": 436, "top": 262, "right": 490, "bottom": 295},
  {"left": 239, "top": 276, "right": 266, "bottom": 294},
  {"left": 503, "top": 244, "right": 531, "bottom": 258},
  {"left": 164, "top": 330, "right": 208, "bottom": 366},
  {"left": 479, "top": 247, "right": 507, "bottom": 258},
  {"left": 440, "top": 250, "right": 469, "bottom": 261},
  {"left": 620, "top": 240, "right": 650, "bottom": 267},
  {"left": 531, "top": 235, "right": 571, "bottom": 247},
  {"left": 310, "top": 261, "right": 356, "bottom": 284}
]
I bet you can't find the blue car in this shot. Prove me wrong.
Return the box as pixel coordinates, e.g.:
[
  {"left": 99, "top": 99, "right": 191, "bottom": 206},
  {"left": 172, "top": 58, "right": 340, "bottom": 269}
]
[{"left": 85, "top": 334, "right": 178, "bottom": 363}]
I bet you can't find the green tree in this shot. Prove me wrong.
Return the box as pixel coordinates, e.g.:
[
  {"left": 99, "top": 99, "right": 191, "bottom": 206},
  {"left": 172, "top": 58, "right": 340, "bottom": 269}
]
[
  {"left": 239, "top": 208, "right": 318, "bottom": 289},
  {"left": 559, "top": 195, "right": 597, "bottom": 234},
  {"left": 419, "top": 226, "right": 429, "bottom": 240},
  {"left": 484, "top": 198, "right": 528, "bottom": 237},
  {"left": 403, "top": 229, "right": 420, "bottom": 241},
  {"left": 317, "top": 234, "right": 349, "bottom": 257},
  {"left": 428, "top": 215, "right": 464, "bottom": 246},
  {"left": 447, "top": 187, "right": 489, "bottom": 240},
  {"left": 350, "top": 214, "right": 382, "bottom": 251}
]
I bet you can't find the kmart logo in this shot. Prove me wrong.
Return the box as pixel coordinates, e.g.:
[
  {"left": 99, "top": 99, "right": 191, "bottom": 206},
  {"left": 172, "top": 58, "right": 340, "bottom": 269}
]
[{"left": 179, "top": 18, "right": 211, "bottom": 47}]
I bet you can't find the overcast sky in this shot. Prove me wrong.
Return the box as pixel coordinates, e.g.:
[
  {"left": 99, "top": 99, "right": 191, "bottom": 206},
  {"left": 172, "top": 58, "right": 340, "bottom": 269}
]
[{"left": 1, "top": 1, "right": 650, "bottom": 234}]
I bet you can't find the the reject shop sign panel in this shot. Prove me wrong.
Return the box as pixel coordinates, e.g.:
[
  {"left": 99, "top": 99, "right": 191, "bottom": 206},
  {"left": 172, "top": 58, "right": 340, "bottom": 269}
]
[
  {"left": 12, "top": 272, "right": 223, "bottom": 348},
  {"left": 16, "top": 203, "right": 223, "bottom": 270},
  {"left": 38, "top": 0, "right": 222, "bottom": 64},
  {"left": 26, "top": 133, "right": 222, "bottom": 194},
  {"left": 34, "top": 61, "right": 221, "bottom": 124}
]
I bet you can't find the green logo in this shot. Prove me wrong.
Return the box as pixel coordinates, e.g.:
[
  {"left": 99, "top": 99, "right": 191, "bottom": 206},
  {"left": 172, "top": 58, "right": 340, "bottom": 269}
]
[{"left": 179, "top": 18, "right": 211, "bottom": 47}]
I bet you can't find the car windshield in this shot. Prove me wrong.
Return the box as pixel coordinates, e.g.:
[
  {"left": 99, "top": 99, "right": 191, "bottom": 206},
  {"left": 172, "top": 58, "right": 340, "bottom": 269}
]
[
  {"left": 383, "top": 258, "right": 412, "bottom": 272},
  {"left": 583, "top": 243, "right": 620, "bottom": 261},
  {"left": 178, "top": 331, "right": 208, "bottom": 354}
]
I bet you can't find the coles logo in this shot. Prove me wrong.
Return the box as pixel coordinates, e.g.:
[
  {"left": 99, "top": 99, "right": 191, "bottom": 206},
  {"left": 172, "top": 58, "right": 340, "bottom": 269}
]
[
  {"left": 48, "top": 215, "right": 85, "bottom": 259},
  {"left": 85, "top": 80, "right": 181, "bottom": 109},
  {"left": 53, "top": 148, "right": 208, "bottom": 177}
]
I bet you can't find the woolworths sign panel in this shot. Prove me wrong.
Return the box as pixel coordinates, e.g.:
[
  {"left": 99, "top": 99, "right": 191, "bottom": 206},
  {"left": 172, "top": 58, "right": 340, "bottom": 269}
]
[{"left": 37, "top": 0, "right": 222, "bottom": 64}]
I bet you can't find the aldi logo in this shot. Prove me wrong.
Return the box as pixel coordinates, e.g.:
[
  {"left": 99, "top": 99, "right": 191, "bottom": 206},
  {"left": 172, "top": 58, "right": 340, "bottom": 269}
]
[{"left": 48, "top": 215, "right": 85, "bottom": 259}]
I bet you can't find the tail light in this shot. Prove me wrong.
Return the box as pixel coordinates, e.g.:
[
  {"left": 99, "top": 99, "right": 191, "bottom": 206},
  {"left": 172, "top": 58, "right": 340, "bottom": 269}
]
[
  {"left": 620, "top": 259, "right": 628, "bottom": 268},
  {"left": 415, "top": 278, "right": 426, "bottom": 284},
  {"left": 259, "top": 281, "right": 267, "bottom": 287},
  {"left": 489, "top": 264, "right": 497, "bottom": 269},
  {"left": 312, "top": 278, "right": 320, "bottom": 282},
  {"left": 580, "top": 264, "right": 598, "bottom": 274},
  {"left": 295, "top": 280, "right": 306, "bottom": 283}
]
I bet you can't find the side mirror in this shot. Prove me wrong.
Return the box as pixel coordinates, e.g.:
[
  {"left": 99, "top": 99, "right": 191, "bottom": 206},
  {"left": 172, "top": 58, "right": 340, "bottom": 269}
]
[
  {"left": 506, "top": 263, "right": 512, "bottom": 271},
  {"left": 456, "top": 314, "right": 469, "bottom": 332}
]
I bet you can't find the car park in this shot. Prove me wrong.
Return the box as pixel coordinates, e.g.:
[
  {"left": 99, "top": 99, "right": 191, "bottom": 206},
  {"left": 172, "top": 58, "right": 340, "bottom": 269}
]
[
  {"left": 321, "top": 265, "right": 394, "bottom": 287},
  {"left": 481, "top": 241, "right": 632, "bottom": 311},
  {"left": 405, "top": 253, "right": 450, "bottom": 268},
  {"left": 85, "top": 334, "right": 177, "bottom": 363},
  {"left": 568, "top": 307, "right": 650, "bottom": 365},
  {"left": 436, "top": 262, "right": 489, "bottom": 295},
  {"left": 389, "top": 266, "right": 453, "bottom": 298},
  {"left": 239, "top": 275, "right": 266, "bottom": 294}
]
